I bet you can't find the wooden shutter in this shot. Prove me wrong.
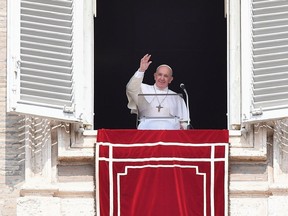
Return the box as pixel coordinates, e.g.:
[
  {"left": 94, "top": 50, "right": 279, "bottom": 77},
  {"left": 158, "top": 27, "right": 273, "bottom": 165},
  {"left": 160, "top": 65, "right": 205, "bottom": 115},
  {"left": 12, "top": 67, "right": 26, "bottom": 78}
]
[
  {"left": 8, "top": 0, "right": 94, "bottom": 123},
  {"left": 20, "top": 0, "right": 74, "bottom": 109},
  {"left": 249, "top": 0, "right": 288, "bottom": 121}
]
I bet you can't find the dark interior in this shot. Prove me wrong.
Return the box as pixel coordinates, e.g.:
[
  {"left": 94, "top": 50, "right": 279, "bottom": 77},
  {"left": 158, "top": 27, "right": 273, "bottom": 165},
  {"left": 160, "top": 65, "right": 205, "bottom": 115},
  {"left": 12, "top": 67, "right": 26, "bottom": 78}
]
[{"left": 94, "top": 0, "right": 227, "bottom": 129}]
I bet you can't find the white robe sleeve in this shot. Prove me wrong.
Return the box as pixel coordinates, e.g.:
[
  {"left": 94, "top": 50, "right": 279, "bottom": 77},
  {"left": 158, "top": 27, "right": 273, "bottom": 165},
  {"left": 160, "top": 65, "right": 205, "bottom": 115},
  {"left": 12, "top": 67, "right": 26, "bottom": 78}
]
[{"left": 126, "top": 71, "right": 144, "bottom": 114}]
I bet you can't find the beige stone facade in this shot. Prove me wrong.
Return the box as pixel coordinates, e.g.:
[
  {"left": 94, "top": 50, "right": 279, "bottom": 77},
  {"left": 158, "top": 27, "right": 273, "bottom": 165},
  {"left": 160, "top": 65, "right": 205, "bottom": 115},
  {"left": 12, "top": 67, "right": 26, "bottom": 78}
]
[
  {"left": 1, "top": 1, "right": 96, "bottom": 214},
  {"left": 1, "top": 0, "right": 288, "bottom": 215},
  {"left": 0, "top": 1, "right": 24, "bottom": 215},
  {"left": 229, "top": 123, "right": 288, "bottom": 215}
]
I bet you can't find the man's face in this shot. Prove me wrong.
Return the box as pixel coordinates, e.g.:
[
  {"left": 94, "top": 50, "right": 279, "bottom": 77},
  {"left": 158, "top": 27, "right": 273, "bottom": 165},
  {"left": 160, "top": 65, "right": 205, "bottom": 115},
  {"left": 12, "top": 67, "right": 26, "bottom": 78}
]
[{"left": 154, "top": 66, "right": 173, "bottom": 89}]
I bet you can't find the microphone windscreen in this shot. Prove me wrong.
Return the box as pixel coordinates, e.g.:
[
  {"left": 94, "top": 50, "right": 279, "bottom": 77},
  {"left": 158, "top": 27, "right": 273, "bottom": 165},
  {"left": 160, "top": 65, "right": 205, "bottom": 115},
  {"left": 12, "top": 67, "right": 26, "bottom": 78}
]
[{"left": 180, "top": 83, "right": 185, "bottom": 89}]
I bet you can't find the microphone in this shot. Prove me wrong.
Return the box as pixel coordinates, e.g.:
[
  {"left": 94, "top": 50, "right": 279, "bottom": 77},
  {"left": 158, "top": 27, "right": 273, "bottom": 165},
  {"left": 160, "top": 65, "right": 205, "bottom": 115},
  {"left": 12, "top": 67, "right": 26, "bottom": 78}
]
[{"left": 180, "top": 83, "right": 193, "bottom": 129}]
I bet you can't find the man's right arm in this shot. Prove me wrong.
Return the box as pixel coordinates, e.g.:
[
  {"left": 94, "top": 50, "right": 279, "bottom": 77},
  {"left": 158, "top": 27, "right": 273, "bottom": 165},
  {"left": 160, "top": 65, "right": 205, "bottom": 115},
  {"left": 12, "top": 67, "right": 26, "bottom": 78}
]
[
  {"left": 126, "top": 71, "right": 145, "bottom": 113},
  {"left": 126, "top": 54, "right": 152, "bottom": 113}
]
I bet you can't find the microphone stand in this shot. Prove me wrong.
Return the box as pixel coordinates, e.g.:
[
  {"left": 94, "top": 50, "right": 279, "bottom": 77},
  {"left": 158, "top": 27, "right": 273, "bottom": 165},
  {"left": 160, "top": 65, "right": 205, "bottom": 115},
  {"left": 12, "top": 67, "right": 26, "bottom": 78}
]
[{"left": 180, "top": 83, "right": 193, "bottom": 129}]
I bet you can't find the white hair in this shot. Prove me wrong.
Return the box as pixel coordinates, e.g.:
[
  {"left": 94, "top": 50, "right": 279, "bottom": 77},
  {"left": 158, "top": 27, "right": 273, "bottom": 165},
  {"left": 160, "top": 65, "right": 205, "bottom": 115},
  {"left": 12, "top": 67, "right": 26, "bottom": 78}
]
[{"left": 156, "top": 64, "right": 173, "bottom": 75}]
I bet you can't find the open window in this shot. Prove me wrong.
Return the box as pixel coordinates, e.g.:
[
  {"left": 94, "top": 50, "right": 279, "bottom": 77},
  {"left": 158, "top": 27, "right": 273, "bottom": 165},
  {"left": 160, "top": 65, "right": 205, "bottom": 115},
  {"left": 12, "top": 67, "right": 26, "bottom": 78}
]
[{"left": 7, "top": 0, "right": 95, "bottom": 126}]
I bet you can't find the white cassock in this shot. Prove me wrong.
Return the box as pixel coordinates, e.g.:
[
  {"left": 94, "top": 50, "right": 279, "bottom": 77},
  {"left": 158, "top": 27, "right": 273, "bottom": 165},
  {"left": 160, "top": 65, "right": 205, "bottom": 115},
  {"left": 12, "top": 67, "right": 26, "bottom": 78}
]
[{"left": 126, "top": 71, "right": 189, "bottom": 130}]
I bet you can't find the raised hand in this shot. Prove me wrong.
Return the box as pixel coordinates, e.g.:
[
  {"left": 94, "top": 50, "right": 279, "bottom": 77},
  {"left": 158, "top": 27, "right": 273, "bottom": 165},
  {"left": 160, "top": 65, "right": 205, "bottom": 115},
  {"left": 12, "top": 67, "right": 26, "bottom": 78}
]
[{"left": 139, "top": 54, "right": 152, "bottom": 72}]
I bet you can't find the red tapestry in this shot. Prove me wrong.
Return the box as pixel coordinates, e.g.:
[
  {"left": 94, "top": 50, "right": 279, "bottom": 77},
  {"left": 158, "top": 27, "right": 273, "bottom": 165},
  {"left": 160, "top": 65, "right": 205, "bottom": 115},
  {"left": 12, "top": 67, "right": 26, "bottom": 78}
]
[{"left": 96, "top": 129, "right": 229, "bottom": 216}]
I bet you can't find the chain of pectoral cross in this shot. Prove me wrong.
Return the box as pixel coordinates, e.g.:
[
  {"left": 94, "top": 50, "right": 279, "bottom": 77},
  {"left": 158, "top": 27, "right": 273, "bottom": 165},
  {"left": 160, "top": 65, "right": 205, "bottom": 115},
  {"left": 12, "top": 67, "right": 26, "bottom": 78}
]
[{"left": 153, "top": 86, "right": 169, "bottom": 112}]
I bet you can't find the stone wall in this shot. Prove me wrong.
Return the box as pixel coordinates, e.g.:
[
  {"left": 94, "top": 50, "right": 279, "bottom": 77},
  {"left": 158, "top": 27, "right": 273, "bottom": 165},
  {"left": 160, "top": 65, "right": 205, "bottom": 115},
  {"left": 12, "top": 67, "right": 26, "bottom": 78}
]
[
  {"left": 0, "top": 1, "right": 26, "bottom": 215},
  {"left": 16, "top": 119, "right": 96, "bottom": 216},
  {"left": 1, "top": 0, "right": 288, "bottom": 215},
  {"left": 229, "top": 122, "right": 288, "bottom": 216}
]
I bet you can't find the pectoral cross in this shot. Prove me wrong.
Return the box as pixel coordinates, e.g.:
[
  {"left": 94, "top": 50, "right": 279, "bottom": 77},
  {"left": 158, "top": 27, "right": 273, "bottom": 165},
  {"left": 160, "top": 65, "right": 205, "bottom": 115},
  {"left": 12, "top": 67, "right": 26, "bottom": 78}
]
[{"left": 156, "top": 104, "right": 163, "bottom": 112}]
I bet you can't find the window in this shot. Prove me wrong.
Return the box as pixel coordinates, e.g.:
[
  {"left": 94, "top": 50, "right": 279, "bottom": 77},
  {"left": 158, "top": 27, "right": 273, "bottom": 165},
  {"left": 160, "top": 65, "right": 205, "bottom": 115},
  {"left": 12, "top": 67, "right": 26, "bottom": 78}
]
[
  {"left": 7, "top": 0, "right": 95, "bottom": 125},
  {"left": 228, "top": 0, "right": 288, "bottom": 128}
]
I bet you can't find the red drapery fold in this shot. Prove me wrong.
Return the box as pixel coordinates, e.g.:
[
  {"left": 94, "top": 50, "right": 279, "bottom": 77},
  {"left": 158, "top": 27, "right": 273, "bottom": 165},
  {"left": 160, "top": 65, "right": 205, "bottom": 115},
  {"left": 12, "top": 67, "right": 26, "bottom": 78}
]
[{"left": 96, "top": 129, "right": 229, "bottom": 216}]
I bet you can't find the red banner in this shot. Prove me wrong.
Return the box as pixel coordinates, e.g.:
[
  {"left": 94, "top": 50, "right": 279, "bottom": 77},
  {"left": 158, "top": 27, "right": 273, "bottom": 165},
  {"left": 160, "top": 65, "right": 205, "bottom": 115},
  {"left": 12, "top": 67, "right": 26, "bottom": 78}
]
[{"left": 96, "top": 129, "right": 229, "bottom": 216}]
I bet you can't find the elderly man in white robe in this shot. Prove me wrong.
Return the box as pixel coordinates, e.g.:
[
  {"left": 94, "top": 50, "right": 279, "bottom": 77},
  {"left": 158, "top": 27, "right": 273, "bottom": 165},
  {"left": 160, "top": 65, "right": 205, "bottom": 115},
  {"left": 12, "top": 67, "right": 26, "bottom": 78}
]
[{"left": 126, "top": 54, "right": 189, "bottom": 130}]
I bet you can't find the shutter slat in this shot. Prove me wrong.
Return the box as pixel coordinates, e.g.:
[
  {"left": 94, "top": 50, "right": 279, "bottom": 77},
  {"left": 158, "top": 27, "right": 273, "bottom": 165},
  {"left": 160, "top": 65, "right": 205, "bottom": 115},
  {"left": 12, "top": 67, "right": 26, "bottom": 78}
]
[
  {"left": 253, "top": 12, "right": 288, "bottom": 22},
  {"left": 21, "top": 22, "right": 72, "bottom": 34},
  {"left": 20, "top": 88, "right": 72, "bottom": 103},
  {"left": 254, "top": 19, "right": 288, "bottom": 29},
  {"left": 254, "top": 66, "right": 288, "bottom": 76},
  {"left": 21, "top": 14, "right": 72, "bottom": 28},
  {"left": 21, "top": 41, "right": 72, "bottom": 54},
  {"left": 253, "top": 38, "right": 288, "bottom": 49},
  {"left": 21, "top": 74, "right": 73, "bottom": 87},
  {"left": 20, "top": 95, "right": 73, "bottom": 107},
  {"left": 253, "top": 6, "right": 288, "bottom": 16},
  {"left": 254, "top": 71, "right": 288, "bottom": 81},
  {"left": 22, "top": 68, "right": 72, "bottom": 80},
  {"left": 254, "top": 25, "right": 288, "bottom": 35},
  {"left": 254, "top": 78, "right": 288, "bottom": 89},
  {"left": 21, "top": 56, "right": 72, "bottom": 67},
  {"left": 253, "top": 0, "right": 288, "bottom": 9},
  {"left": 253, "top": 31, "right": 288, "bottom": 42},
  {"left": 21, "top": 62, "right": 72, "bottom": 74},
  {"left": 21, "top": 8, "right": 72, "bottom": 20},
  {"left": 253, "top": 52, "right": 288, "bottom": 62},
  {"left": 21, "top": 28, "right": 72, "bottom": 41},
  {"left": 253, "top": 45, "right": 288, "bottom": 55},
  {"left": 21, "top": 81, "right": 72, "bottom": 94},
  {"left": 21, "top": 1, "right": 72, "bottom": 14},
  {"left": 20, "top": 87, "right": 72, "bottom": 98},
  {"left": 21, "top": 35, "right": 72, "bottom": 47},
  {"left": 21, "top": 48, "right": 72, "bottom": 61},
  {"left": 22, "top": 0, "right": 72, "bottom": 8},
  {"left": 254, "top": 93, "right": 288, "bottom": 104},
  {"left": 253, "top": 58, "right": 288, "bottom": 68},
  {"left": 254, "top": 91, "right": 288, "bottom": 104},
  {"left": 253, "top": 99, "right": 288, "bottom": 110}
]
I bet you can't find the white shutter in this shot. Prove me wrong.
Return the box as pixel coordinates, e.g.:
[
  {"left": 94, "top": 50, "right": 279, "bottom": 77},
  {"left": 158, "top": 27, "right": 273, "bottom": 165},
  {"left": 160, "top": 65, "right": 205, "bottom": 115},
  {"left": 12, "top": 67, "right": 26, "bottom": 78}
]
[
  {"left": 20, "top": 0, "right": 74, "bottom": 108},
  {"left": 7, "top": 0, "right": 94, "bottom": 124},
  {"left": 243, "top": 0, "right": 288, "bottom": 122}
]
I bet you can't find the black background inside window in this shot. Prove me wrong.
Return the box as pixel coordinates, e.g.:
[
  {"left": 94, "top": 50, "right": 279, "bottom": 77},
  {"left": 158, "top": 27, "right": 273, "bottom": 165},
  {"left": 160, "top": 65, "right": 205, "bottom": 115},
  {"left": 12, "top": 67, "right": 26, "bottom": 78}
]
[{"left": 94, "top": 0, "right": 227, "bottom": 129}]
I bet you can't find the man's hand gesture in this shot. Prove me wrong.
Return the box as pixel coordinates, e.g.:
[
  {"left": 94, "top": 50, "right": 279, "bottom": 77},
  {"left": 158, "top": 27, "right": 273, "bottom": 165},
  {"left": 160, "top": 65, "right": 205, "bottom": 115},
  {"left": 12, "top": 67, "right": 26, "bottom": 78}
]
[{"left": 139, "top": 54, "right": 152, "bottom": 72}]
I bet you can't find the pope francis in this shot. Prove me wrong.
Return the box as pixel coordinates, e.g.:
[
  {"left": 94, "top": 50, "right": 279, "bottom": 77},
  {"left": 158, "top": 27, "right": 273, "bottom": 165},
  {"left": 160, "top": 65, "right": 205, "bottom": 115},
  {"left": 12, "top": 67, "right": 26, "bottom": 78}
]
[{"left": 126, "top": 54, "right": 189, "bottom": 130}]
